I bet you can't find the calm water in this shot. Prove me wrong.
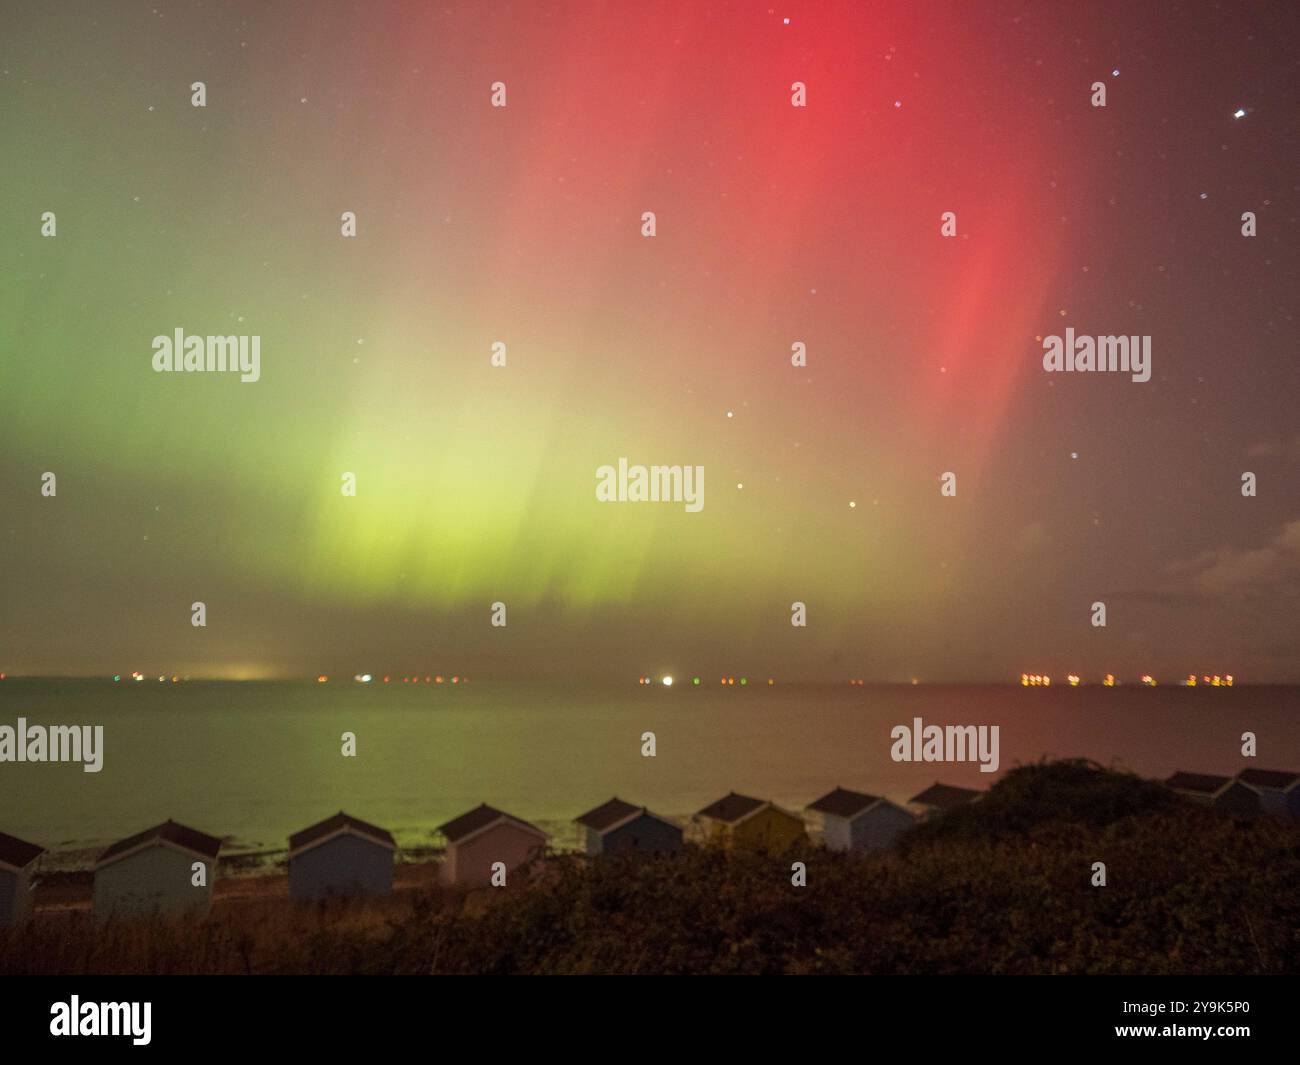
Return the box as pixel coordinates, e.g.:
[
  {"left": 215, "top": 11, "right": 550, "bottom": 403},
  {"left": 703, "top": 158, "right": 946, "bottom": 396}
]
[{"left": 1, "top": 680, "right": 1296, "bottom": 868}]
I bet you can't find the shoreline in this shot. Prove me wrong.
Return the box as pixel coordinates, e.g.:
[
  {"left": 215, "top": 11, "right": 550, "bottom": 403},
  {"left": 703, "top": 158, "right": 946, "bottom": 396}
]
[
  {"left": 28, "top": 857, "right": 449, "bottom": 915},
  {"left": 5, "top": 760, "right": 1297, "bottom": 975}
]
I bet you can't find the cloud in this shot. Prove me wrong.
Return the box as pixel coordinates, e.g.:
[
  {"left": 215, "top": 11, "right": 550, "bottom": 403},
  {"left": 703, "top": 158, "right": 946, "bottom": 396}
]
[
  {"left": 1167, "top": 518, "right": 1300, "bottom": 597},
  {"left": 1244, "top": 435, "right": 1300, "bottom": 461},
  {"left": 1108, "top": 518, "right": 1300, "bottom": 606}
]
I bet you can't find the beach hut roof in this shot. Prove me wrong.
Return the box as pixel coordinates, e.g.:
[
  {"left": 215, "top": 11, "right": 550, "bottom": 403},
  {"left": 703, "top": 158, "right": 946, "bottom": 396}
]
[
  {"left": 908, "top": 783, "right": 983, "bottom": 809},
  {"left": 696, "top": 792, "right": 767, "bottom": 824},
  {"left": 574, "top": 798, "right": 642, "bottom": 832},
  {"left": 289, "top": 811, "right": 396, "bottom": 858},
  {"left": 1166, "top": 771, "right": 1232, "bottom": 796},
  {"left": 0, "top": 831, "right": 44, "bottom": 872},
  {"left": 807, "top": 787, "right": 886, "bottom": 819},
  {"left": 437, "top": 803, "right": 546, "bottom": 846},
  {"left": 1237, "top": 768, "right": 1300, "bottom": 792},
  {"left": 96, "top": 820, "right": 222, "bottom": 870},
  {"left": 574, "top": 798, "right": 678, "bottom": 835}
]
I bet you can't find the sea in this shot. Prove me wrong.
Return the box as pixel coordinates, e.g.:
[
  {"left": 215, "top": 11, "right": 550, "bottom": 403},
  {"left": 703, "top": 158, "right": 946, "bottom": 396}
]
[{"left": 1, "top": 679, "right": 1296, "bottom": 873}]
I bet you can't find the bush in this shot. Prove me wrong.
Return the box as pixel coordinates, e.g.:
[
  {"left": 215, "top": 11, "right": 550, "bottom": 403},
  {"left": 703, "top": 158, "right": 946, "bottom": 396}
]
[{"left": 2, "top": 763, "right": 1295, "bottom": 974}]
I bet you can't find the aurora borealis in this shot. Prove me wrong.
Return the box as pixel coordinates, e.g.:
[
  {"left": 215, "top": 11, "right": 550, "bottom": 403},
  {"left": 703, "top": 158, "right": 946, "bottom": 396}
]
[{"left": 1, "top": 1, "right": 1296, "bottom": 682}]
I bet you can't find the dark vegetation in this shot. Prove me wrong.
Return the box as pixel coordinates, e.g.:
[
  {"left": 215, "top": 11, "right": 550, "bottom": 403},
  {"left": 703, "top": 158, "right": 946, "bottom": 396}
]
[{"left": 3, "top": 761, "right": 1295, "bottom": 974}]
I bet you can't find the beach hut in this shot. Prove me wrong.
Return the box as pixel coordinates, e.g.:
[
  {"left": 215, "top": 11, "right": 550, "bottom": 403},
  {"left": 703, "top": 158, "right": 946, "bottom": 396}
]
[
  {"left": 1165, "top": 772, "right": 1260, "bottom": 816},
  {"left": 908, "top": 782, "right": 983, "bottom": 820},
  {"left": 93, "top": 820, "right": 222, "bottom": 920},
  {"left": 437, "top": 803, "right": 547, "bottom": 888},
  {"left": 693, "top": 792, "right": 806, "bottom": 852},
  {"left": 0, "top": 832, "right": 44, "bottom": 925},
  {"left": 806, "top": 787, "right": 916, "bottom": 852},
  {"left": 574, "top": 798, "right": 683, "bottom": 856},
  {"left": 1235, "top": 769, "right": 1300, "bottom": 818},
  {"left": 288, "top": 812, "right": 396, "bottom": 903}
]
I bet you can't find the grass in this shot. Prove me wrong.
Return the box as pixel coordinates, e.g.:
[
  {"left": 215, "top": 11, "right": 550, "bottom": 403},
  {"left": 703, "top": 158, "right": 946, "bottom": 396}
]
[{"left": 2, "top": 761, "right": 1296, "bottom": 974}]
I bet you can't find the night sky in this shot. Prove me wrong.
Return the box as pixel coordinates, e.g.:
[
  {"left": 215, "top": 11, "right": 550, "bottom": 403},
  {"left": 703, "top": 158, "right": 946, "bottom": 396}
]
[{"left": 1, "top": 1, "right": 1296, "bottom": 682}]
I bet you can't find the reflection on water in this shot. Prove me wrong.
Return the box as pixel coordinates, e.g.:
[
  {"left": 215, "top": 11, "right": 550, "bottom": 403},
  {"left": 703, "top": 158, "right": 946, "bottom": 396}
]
[{"left": 1, "top": 680, "right": 1296, "bottom": 870}]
